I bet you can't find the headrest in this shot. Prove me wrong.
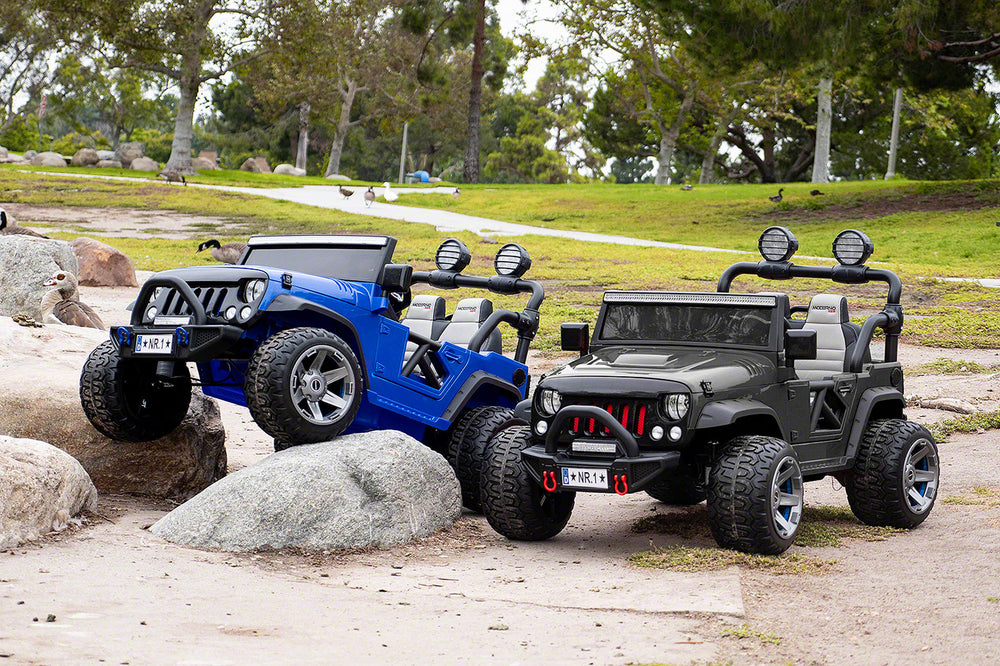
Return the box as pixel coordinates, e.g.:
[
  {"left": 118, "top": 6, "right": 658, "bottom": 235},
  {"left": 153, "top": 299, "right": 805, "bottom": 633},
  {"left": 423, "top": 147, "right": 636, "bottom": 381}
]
[
  {"left": 451, "top": 298, "right": 493, "bottom": 323},
  {"left": 405, "top": 295, "right": 445, "bottom": 320},
  {"left": 805, "top": 294, "right": 849, "bottom": 325}
]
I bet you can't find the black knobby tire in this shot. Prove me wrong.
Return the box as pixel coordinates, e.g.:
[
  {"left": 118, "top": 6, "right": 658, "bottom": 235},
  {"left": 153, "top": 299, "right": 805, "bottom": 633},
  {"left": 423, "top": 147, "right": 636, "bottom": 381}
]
[
  {"left": 845, "top": 419, "right": 939, "bottom": 528},
  {"left": 245, "top": 327, "right": 362, "bottom": 448},
  {"left": 480, "top": 424, "right": 575, "bottom": 541},
  {"left": 645, "top": 473, "right": 707, "bottom": 506},
  {"left": 447, "top": 405, "right": 519, "bottom": 512},
  {"left": 79, "top": 339, "right": 191, "bottom": 442},
  {"left": 707, "top": 435, "right": 804, "bottom": 555}
]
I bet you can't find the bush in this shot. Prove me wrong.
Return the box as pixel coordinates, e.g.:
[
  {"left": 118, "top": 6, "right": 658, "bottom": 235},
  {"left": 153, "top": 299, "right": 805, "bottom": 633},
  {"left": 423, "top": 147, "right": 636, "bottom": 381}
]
[
  {"left": 50, "top": 131, "right": 111, "bottom": 154},
  {"left": 1, "top": 115, "right": 41, "bottom": 152},
  {"left": 131, "top": 128, "right": 173, "bottom": 163}
]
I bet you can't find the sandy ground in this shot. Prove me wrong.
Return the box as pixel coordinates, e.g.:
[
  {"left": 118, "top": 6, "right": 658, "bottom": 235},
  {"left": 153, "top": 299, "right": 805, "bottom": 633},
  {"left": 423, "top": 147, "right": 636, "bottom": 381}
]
[{"left": 2, "top": 205, "right": 1000, "bottom": 664}]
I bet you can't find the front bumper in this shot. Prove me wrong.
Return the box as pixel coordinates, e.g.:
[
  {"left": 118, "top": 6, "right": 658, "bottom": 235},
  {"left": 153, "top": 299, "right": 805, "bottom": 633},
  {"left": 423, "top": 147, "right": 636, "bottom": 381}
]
[
  {"left": 524, "top": 405, "right": 680, "bottom": 494},
  {"left": 111, "top": 324, "right": 244, "bottom": 361}
]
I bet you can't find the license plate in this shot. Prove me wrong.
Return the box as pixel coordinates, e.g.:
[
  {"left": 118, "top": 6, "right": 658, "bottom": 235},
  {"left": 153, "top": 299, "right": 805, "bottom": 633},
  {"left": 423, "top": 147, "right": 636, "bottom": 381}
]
[
  {"left": 561, "top": 467, "right": 609, "bottom": 490},
  {"left": 134, "top": 333, "right": 173, "bottom": 354}
]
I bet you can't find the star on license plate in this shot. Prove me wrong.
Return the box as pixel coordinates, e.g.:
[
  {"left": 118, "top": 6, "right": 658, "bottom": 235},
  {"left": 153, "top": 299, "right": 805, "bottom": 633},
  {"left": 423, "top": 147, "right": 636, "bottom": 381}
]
[{"left": 560, "top": 467, "right": 609, "bottom": 489}]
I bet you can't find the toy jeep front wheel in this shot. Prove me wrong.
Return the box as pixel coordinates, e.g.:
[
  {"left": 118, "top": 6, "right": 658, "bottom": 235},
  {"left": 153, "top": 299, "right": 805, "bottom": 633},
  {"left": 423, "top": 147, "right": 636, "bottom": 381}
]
[
  {"left": 845, "top": 419, "right": 939, "bottom": 528},
  {"left": 80, "top": 340, "right": 192, "bottom": 442},
  {"left": 707, "top": 435, "right": 804, "bottom": 555},
  {"left": 245, "top": 327, "right": 362, "bottom": 447},
  {"left": 447, "top": 405, "right": 520, "bottom": 512},
  {"left": 480, "top": 424, "right": 576, "bottom": 541}
]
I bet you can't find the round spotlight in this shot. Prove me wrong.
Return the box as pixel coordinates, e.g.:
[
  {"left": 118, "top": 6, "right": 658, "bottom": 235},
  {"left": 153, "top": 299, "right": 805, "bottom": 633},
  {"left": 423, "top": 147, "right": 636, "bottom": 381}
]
[
  {"left": 650, "top": 425, "right": 664, "bottom": 441},
  {"left": 668, "top": 426, "right": 682, "bottom": 441},
  {"left": 535, "top": 420, "right": 549, "bottom": 435},
  {"left": 434, "top": 238, "right": 472, "bottom": 272},
  {"left": 225, "top": 306, "right": 238, "bottom": 320},
  {"left": 757, "top": 226, "right": 799, "bottom": 263},
  {"left": 145, "top": 306, "right": 157, "bottom": 322},
  {"left": 494, "top": 243, "right": 532, "bottom": 277},
  {"left": 832, "top": 229, "right": 874, "bottom": 266},
  {"left": 240, "top": 306, "right": 253, "bottom": 320}
]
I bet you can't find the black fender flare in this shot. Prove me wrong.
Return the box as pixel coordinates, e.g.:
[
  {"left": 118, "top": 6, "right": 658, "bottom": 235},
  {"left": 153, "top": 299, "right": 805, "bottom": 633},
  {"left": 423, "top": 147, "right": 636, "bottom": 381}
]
[
  {"left": 264, "top": 293, "right": 369, "bottom": 389},
  {"left": 441, "top": 370, "right": 522, "bottom": 423},
  {"left": 845, "top": 387, "right": 906, "bottom": 459},
  {"left": 696, "top": 398, "right": 787, "bottom": 441}
]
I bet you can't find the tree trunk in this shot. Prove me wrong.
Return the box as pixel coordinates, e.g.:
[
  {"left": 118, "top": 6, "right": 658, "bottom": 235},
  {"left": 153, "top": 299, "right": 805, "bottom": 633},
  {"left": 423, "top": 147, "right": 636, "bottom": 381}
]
[
  {"left": 462, "top": 0, "right": 486, "bottom": 184},
  {"left": 165, "top": 73, "right": 199, "bottom": 174},
  {"left": 654, "top": 86, "right": 697, "bottom": 185},
  {"left": 700, "top": 103, "right": 740, "bottom": 185},
  {"left": 885, "top": 87, "right": 903, "bottom": 179},
  {"left": 325, "top": 80, "right": 358, "bottom": 177},
  {"left": 811, "top": 76, "right": 833, "bottom": 183},
  {"left": 295, "top": 102, "right": 310, "bottom": 171}
]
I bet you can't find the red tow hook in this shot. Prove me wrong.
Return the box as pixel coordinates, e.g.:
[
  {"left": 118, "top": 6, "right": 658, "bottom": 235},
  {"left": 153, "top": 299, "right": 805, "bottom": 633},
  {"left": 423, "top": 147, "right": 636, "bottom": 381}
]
[
  {"left": 614, "top": 474, "right": 629, "bottom": 496},
  {"left": 543, "top": 470, "right": 558, "bottom": 492}
]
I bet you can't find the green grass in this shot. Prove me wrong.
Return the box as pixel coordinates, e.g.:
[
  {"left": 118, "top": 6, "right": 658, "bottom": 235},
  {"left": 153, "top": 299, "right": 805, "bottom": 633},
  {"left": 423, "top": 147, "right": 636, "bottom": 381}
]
[
  {"left": 928, "top": 409, "right": 1000, "bottom": 440},
  {"left": 721, "top": 624, "right": 782, "bottom": 646},
  {"left": 628, "top": 545, "right": 837, "bottom": 574},
  {"left": 942, "top": 486, "right": 1000, "bottom": 506},
  {"left": 912, "top": 358, "right": 1000, "bottom": 375}
]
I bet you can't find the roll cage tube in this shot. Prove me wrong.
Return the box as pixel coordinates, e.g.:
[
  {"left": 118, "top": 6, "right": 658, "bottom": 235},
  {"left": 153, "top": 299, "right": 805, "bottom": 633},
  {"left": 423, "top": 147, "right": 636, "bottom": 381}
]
[
  {"left": 716, "top": 260, "right": 904, "bottom": 363},
  {"left": 411, "top": 269, "right": 545, "bottom": 364},
  {"left": 131, "top": 275, "right": 208, "bottom": 326}
]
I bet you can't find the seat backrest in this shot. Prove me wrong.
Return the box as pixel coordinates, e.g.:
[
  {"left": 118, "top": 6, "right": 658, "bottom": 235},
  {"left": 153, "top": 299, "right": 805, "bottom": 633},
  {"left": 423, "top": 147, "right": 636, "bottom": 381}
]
[
  {"left": 439, "top": 298, "right": 502, "bottom": 353},
  {"left": 795, "top": 294, "right": 859, "bottom": 381},
  {"left": 401, "top": 295, "right": 448, "bottom": 341}
]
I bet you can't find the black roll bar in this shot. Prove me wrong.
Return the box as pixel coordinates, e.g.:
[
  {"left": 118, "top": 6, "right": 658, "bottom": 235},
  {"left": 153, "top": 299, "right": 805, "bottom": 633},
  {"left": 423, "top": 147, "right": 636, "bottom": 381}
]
[
  {"left": 131, "top": 275, "right": 208, "bottom": 326},
  {"left": 544, "top": 405, "right": 640, "bottom": 457}
]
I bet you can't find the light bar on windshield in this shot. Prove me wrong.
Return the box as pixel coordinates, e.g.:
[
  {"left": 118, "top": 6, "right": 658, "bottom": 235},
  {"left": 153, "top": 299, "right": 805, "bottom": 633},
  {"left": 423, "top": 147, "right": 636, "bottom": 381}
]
[
  {"left": 247, "top": 235, "right": 390, "bottom": 247},
  {"left": 603, "top": 292, "right": 777, "bottom": 307}
]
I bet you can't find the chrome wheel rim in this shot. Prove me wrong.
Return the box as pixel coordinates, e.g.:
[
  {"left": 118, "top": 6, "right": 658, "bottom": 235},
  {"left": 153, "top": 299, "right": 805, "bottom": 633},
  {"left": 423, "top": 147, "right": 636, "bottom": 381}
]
[
  {"left": 289, "top": 344, "right": 355, "bottom": 425},
  {"left": 904, "top": 438, "right": 938, "bottom": 514},
  {"left": 770, "top": 456, "right": 803, "bottom": 539}
]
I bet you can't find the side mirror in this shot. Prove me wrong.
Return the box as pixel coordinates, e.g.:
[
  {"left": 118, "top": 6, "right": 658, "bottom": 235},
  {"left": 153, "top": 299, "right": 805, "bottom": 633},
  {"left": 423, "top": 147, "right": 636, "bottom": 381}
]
[
  {"left": 785, "top": 328, "right": 817, "bottom": 363},
  {"left": 381, "top": 263, "right": 413, "bottom": 292},
  {"left": 561, "top": 322, "right": 590, "bottom": 356}
]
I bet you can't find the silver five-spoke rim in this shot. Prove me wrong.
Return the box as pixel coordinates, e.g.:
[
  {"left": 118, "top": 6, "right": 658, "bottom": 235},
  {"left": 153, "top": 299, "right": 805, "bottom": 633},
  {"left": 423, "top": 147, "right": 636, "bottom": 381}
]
[
  {"left": 771, "top": 456, "right": 803, "bottom": 539},
  {"left": 289, "top": 344, "right": 355, "bottom": 425},
  {"left": 904, "top": 438, "right": 938, "bottom": 514}
]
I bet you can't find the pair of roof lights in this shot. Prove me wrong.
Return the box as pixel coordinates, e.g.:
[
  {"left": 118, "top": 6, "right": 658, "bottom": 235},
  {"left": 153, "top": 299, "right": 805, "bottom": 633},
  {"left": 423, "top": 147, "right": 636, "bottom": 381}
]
[
  {"left": 758, "top": 226, "right": 874, "bottom": 267},
  {"left": 434, "top": 238, "right": 533, "bottom": 278}
]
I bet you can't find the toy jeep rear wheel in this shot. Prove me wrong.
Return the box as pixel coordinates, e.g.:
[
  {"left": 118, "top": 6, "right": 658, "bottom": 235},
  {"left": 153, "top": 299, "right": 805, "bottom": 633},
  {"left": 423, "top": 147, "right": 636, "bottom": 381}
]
[
  {"left": 707, "top": 435, "right": 804, "bottom": 555},
  {"left": 245, "top": 327, "right": 362, "bottom": 447},
  {"left": 80, "top": 339, "right": 191, "bottom": 442},
  {"left": 480, "top": 424, "right": 575, "bottom": 541},
  {"left": 645, "top": 472, "right": 707, "bottom": 506},
  {"left": 845, "top": 419, "right": 938, "bottom": 528},
  {"left": 447, "top": 405, "right": 520, "bottom": 512}
]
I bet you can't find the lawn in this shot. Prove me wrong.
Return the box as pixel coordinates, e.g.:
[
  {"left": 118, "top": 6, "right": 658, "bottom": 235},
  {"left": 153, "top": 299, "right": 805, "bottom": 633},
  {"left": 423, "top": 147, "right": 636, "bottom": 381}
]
[{"left": 3, "top": 167, "right": 999, "bottom": 351}]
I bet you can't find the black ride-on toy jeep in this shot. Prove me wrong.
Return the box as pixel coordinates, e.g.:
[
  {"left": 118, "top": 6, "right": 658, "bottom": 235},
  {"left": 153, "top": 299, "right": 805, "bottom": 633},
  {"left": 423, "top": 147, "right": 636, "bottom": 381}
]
[
  {"left": 480, "top": 227, "right": 939, "bottom": 554},
  {"left": 79, "top": 235, "right": 544, "bottom": 510}
]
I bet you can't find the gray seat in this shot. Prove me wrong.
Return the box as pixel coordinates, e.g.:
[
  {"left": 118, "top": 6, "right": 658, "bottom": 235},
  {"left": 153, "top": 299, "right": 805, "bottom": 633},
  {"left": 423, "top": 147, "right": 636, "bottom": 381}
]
[
  {"left": 439, "top": 298, "right": 502, "bottom": 354},
  {"left": 795, "top": 294, "right": 866, "bottom": 381},
  {"left": 401, "top": 295, "right": 447, "bottom": 362}
]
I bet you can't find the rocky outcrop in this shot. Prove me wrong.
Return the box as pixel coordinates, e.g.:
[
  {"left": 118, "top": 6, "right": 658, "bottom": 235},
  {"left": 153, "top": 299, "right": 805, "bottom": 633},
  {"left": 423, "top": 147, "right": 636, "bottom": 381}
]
[
  {"left": 151, "top": 431, "right": 461, "bottom": 551},
  {"left": 0, "top": 318, "right": 227, "bottom": 500},
  {"left": 96, "top": 159, "right": 122, "bottom": 169},
  {"left": 71, "top": 148, "right": 100, "bottom": 167},
  {"left": 191, "top": 156, "right": 216, "bottom": 170},
  {"left": 130, "top": 156, "right": 159, "bottom": 172},
  {"left": 30, "top": 152, "right": 67, "bottom": 168},
  {"left": 240, "top": 157, "right": 261, "bottom": 173},
  {"left": 272, "top": 164, "right": 306, "bottom": 177},
  {"left": 114, "top": 142, "right": 144, "bottom": 168},
  {"left": 70, "top": 237, "right": 138, "bottom": 287},
  {"left": 0, "top": 436, "right": 98, "bottom": 549},
  {"left": 0, "top": 236, "right": 79, "bottom": 319}
]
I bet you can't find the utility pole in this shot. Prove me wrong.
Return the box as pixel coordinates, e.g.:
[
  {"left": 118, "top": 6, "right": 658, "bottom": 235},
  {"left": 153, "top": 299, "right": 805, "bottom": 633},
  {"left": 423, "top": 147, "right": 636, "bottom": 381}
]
[
  {"left": 885, "top": 88, "right": 903, "bottom": 180},
  {"left": 398, "top": 122, "right": 408, "bottom": 184}
]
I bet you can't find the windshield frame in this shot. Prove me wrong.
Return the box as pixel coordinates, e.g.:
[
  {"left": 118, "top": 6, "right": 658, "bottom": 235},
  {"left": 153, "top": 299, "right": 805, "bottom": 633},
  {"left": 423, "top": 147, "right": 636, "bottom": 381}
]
[{"left": 240, "top": 235, "right": 397, "bottom": 283}]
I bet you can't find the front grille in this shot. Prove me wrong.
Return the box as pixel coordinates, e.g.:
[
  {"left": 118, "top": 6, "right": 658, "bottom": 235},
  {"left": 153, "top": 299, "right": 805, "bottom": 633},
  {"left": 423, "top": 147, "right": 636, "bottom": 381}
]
[
  {"left": 562, "top": 399, "right": 658, "bottom": 438},
  {"left": 159, "top": 286, "right": 236, "bottom": 317}
]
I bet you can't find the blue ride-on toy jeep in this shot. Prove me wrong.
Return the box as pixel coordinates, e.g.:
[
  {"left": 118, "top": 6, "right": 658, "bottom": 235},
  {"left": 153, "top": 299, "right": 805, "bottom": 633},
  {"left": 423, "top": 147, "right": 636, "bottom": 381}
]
[{"left": 79, "top": 235, "right": 543, "bottom": 510}]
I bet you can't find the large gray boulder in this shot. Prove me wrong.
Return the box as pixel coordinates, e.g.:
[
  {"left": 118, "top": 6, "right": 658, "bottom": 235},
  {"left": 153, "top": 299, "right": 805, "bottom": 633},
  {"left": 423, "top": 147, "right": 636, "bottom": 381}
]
[
  {"left": 191, "top": 156, "right": 216, "bottom": 170},
  {"left": 71, "top": 148, "right": 99, "bottom": 167},
  {"left": 0, "top": 236, "right": 79, "bottom": 319},
  {"left": 0, "top": 435, "right": 98, "bottom": 549},
  {"left": 114, "top": 142, "right": 144, "bottom": 168},
  {"left": 272, "top": 164, "right": 306, "bottom": 177},
  {"left": 31, "top": 151, "right": 67, "bottom": 168},
  {"left": 96, "top": 150, "right": 116, "bottom": 161},
  {"left": 325, "top": 173, "right": 350, "bottom": 181},
  {"left": 151, "top": 431, "right": 461, "bottom": 551},
  {"left": 130, "top": 156, "right": 159, "bottom": 172},
  {"left": 0, "top": 318, "right": 227, "bottom": 500},
  {"left": 96, "top": 159, "right": 122, "bottom": 169},
  {"left": 239, "top": 157, "right": 261, "bottom": 173}
]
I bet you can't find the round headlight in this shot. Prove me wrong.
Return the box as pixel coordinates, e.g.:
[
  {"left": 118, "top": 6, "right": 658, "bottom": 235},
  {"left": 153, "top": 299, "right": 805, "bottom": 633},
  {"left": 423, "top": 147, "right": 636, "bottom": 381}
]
[
  {"left": 757, "top": 226, "right": 798, "bottom": 262},
  {"left": 243, "top": 278, "right": 267, "bottom": 302},
  {"left": 832, "top": 229, "right": 874, "bottom": 266},
  {"left": 664, "top": 394, "right": 690, "bottom": 420},
  {"left": 538, "top": 388, "right": 562, "bottom": 416},
  {"left": 145, "top": 305, "right": 157, "bottom": 322},
  {"left": 494, "top": 243, "right": 532, "bottom": 277},
  {"left": 435, "top": 238, "right": 472, "bottom": 272}
]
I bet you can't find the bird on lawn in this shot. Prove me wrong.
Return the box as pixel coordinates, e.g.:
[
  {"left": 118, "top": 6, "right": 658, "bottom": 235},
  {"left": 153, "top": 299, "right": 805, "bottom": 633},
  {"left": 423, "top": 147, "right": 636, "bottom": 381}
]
[
  {"left": 0, "top": 208, "right": 47, "bottom": 238},
  {"left": 681, "top": 183, "right": 693, "bottom": 191},
  {"left": 382, "top": 182, "right": 399, "bottom": 202},
  {"left": 339, "top": 186, "right": 354, "bottom": 199},
  {"left": 810, "top": 189, "right": 825, "bottom": 196},
  {"left": 158, "top": 169, "right": 187, "bottom": 185},
  {"left": 768, "top": 188, "right": 785, "bottom": 203},
  {"left": 40, "top": 271, "right": 105, "bottom": 329},
  {"left": 196, "top": 239, "right": 248, "bottom": 264},
  {"left": 364, "top": 186, "right": 376, "bottom": 207},
  {"left": 453, "top": 187, "right": 461, "bottom": 199}
]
